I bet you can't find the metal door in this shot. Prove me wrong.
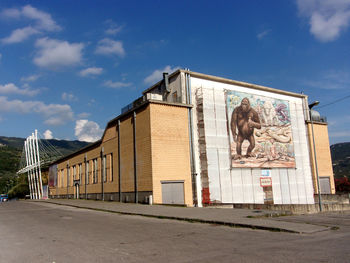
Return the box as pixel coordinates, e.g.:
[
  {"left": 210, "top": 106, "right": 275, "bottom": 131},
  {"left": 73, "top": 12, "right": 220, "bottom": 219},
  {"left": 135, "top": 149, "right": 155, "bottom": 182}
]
[
  {"left": 75, "top": 183, "right": 79, "bottom": 199},
  {"left": 161, "top": 182, "right": 184, "bottom": 205},
  {"left": 320, "top": 177, "right": 331, "bottom": 194}
]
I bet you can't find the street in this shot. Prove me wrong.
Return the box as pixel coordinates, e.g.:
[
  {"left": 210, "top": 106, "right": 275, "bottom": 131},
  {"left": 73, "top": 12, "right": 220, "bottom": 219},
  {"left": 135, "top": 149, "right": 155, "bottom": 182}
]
[{"left": 0, "top": 201, "right": 349, "bottom": 263}]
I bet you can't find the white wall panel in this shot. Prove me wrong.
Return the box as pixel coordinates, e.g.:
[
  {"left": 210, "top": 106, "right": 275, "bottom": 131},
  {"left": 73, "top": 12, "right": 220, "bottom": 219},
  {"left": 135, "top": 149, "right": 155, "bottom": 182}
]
[
  {"left": 231, "top": 169, "right": 244, "bottom": 203},
  {"left": 271, "top": 169, "right": 282, "bottom": 204},
  {"left": 294, "top": 103, "right": 314, "bottom": 204},
  {"left": 279, "top": 169, "right": 291, "bottom": 204},
  {"left": 290, "top": 102, "right": 307, "bottom": 204},
  {"left": 287, "top": 169, "right": 299, "bottom": 204},
  {"left": 252, "top": 169, "right": 264, "bottom": 204},
  {"left": 241, "top": 169, "right": 254, "bottom": 203},
  {"left": 218, "top": 149, "right": 232, "bottom": 203}
]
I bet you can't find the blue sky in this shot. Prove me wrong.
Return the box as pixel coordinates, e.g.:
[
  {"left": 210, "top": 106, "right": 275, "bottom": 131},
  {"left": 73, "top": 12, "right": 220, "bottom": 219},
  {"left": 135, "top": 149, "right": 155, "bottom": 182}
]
[{"left": 0, "top": 0, "right": 349, "bottom": 144}]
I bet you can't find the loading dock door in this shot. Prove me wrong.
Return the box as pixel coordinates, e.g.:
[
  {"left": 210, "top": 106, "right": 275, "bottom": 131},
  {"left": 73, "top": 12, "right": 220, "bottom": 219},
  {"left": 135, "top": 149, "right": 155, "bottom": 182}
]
[{"left": 161, "top": 182, "right": 185, "bottom": 205}]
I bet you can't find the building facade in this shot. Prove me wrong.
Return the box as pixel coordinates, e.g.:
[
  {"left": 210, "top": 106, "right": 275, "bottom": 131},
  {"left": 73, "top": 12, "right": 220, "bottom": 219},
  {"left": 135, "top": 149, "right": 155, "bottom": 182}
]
[{"left": 49, "top": 70, "right": 335, "bottom": 207}]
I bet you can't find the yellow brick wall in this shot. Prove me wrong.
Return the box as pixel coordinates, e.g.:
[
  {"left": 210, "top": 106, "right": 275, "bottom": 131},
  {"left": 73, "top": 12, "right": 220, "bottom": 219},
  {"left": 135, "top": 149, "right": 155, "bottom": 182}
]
[
  {"left": 150, "top": 103, "right": 193, "bottom": 206},
  {"left": 103, "top": 125, "right": 117, "bottom": 143},
  {"left": 120, "top": 116, "right": 135, "bottom": 192},
  {"left": 135, "top": 107, "right": 152, "bottom": 192},
  {"left": 307, "top": 122, "right": 335, "bottom": 194},
  {"left": 50, "top": 102, "right": 191, "bottom": 205}
]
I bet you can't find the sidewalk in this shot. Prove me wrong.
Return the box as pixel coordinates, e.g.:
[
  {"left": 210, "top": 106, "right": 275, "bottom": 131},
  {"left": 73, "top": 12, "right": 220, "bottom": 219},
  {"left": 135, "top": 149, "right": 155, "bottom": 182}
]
[{"left": 32, "top": 199, "right": 331, "bottom": 234}]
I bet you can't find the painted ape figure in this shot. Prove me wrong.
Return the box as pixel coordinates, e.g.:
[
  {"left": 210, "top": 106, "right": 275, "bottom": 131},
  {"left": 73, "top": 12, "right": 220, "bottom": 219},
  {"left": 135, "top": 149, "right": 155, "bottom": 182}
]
[{"left": 231, "top": 97, "right": 261, "bottom": 159}]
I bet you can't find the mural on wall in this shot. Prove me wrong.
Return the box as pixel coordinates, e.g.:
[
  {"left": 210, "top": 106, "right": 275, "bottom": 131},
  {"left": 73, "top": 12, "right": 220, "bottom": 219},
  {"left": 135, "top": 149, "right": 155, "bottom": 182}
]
[
  {"left": 226, "top": 90, "right": 295, "bottom": 168},
  {"left": 48, "top": 164, "right": 57, "bottom": 187}
]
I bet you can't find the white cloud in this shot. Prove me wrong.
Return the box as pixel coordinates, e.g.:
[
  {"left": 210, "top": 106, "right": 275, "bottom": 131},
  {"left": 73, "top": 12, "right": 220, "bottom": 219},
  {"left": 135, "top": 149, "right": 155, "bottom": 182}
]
[
  {"left": 34, "top": 38, "right": 84, "bottom": 69},
  {"left": 105, "top": 22, "right": 123, "bottom": 35},
  {"left": 0, "top": 53, "right": 2, "bottom": 62},
  {"left": 2, "top": 5, "right": 61, "bottom": 31},
  {"left": 1, "top": 5, "right": 61, "bottom": 44},
  {"left": 43, "top": 129, "right": 53, "bottom": 139},
  {"left": 95, "top": 38, "right": 125, "bottom": 57},
  {"left": 144, "top": 65, "right": 180, "bottom": 85},
  {"left": 77, "top": 112, "right": 90, "bottom": 118},
  {"left": 0, "top": 96, "right": 74, "bottom": 125},
  {"left": 103, "top": 80, "right": 132, "bottom": 89},
  {"left": 0, "top": 83, "right": 39, "bottom": 96},
  {"left": 79, "top": 67, "right": 103, "bottom": 77},
  {"left": 21, "top": 74, "right": 40, "bottom": 82},
  {"left": 302, "top": 70, "right": 350, "bottom": 89},
  {"left": 257, "top": 29, "right": 271, "bottom": 40},
  {"left": 62, "top": 92, "right": 77, "bottom": 102},
  {"left": 21, "top": 5, "right": 61, "bottom": 31},
  {"left": 2, "top": 26, "right": 39, "bottom": 44},
  {"left": 75, "top": 119, "right": 103, "bottom": 142},
  {"left": 297, "top": 0, "right": 350, "bottom": 42},
  {"left": 1, "top": 8, "right": 21, "bottom": 19}
]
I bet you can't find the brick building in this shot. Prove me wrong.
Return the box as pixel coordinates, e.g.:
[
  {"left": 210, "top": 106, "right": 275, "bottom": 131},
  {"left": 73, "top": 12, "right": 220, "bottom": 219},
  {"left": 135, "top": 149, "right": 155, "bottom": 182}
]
[{"left": 48, "top": 70, "right": 334, "bottom": 207}]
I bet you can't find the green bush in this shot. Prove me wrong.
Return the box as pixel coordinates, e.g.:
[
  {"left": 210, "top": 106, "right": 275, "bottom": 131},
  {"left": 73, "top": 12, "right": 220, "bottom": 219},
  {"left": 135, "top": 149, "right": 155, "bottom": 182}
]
[{"left": 8, "top": 183, "right": 29, "bottom": 199}]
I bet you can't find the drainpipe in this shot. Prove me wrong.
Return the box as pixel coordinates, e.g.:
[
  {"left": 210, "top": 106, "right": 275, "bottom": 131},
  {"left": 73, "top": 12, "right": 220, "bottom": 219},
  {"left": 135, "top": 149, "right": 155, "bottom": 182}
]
[
  {"left": 118, "top": 120, "right": 122, "bottom": 202},
  {"left": 84, "top": 154, "right": 87, "bottom": 200},
  {"left": 133, "top": 111, "right": 138, "bottom": 203},
  {"left": 185, "top": 71, "right": 199, "bottom": 207},
  {"left": 101, "top": 147, "right": 104, "bottom": 201},
  {"left": 66, "top": 162, "right": 69, "bottom": 199}
]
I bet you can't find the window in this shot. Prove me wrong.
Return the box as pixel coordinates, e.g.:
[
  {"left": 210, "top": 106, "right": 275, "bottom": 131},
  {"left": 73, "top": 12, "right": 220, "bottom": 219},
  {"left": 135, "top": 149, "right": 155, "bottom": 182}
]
[
  {"left": 70, "top": 167, "right": 73, "bottom": 186},
  {"left": 79, "top": 164, "right": 82, "bottom": 184},
  {"left": 109, "top": 154, "right": 113, "bottom": 182},
  {"left": 73, "top": 165, "right": 77, "bottom": 181},
  {"left": 67, "top": 167, "right": 70, "bottom": 187},
  {"left": 93, "top": 158, "right": 98, "bottom": 184},
  {"left": 103, "top": 155, "right": 107, "bottom": 182},
  {"left": 86, "top": 161, "right": 90, "bottom": 185},
  {"left": 172, "top": 91, "right": 177, "bottom": 102},
  {"left": 61, "top": 169, "right": 64, "bottom": 187}
]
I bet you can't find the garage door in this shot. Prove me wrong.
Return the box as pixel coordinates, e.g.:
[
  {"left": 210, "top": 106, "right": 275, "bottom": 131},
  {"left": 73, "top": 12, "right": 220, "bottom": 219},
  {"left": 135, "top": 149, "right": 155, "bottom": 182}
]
[
  {"left": 320, "top": 177, "right": 331, "bottom": 194},
  {"left": 161, "top": 181, "right": 184, "bottom": 205}
]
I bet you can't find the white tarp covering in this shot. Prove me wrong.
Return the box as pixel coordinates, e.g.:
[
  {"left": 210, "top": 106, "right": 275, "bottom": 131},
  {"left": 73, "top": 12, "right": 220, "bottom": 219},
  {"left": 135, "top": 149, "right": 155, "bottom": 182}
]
[{"left": 192, "top": 77, "right": 315, "bottom": 205}]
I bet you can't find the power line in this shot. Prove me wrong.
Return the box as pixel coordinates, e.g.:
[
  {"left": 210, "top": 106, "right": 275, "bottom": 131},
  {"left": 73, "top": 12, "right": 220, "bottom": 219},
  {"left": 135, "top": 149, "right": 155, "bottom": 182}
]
[{"left": 316, "top": 94, "right": 350, "bottom": 109}]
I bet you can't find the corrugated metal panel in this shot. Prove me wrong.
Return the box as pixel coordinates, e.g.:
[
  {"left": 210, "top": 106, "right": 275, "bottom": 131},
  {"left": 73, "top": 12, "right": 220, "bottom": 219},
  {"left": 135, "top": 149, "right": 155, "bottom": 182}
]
[{"left": 161, "top": 182, "right": 185, "bottom": 205}]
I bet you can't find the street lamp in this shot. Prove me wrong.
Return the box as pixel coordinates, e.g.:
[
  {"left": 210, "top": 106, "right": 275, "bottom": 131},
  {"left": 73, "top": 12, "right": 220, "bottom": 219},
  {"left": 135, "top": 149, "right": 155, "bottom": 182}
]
[{"left": 309, "top": 101, "right": 322, "bottom": 212}]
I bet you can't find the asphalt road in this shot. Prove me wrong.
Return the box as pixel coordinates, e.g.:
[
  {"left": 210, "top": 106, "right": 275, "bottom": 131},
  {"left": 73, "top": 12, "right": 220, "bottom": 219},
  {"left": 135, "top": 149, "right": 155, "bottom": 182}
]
[{"left": 0, "top": 201, "right": 349, "bottom": 263}]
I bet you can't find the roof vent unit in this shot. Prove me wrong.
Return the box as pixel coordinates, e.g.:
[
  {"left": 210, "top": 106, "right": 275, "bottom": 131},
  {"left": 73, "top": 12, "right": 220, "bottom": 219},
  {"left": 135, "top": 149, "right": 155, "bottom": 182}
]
[
  {"left": 163, "top": 72, "right": 170, "bottom": 93},
  {"left": 310, "top": 109, "right": 321, "bottom": 122},
  {"left": 146, "top": 93, "right": 163, "bottom": 101}
]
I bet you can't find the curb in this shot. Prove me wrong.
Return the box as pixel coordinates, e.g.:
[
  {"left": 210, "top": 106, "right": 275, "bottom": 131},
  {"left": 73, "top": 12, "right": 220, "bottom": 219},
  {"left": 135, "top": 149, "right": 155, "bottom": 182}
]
[{"left": 39, "top": 200, "right": 302, "bottom": 234}]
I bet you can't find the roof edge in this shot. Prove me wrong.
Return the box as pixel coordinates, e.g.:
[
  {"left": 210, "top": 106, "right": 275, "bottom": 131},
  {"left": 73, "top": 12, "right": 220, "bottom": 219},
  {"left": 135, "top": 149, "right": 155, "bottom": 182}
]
[{"left": 142, "top": 69, "right": 308, "bottom": 99}]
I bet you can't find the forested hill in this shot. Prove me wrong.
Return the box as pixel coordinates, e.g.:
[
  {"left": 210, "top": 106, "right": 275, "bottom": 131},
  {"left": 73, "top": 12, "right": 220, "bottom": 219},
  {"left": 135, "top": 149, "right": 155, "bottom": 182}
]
[
  {"left": 0, "top": 136, "right": 90, "bottom": 156},
  {"left": 331, "top": 142, "right": 350, "bottom": 179}
]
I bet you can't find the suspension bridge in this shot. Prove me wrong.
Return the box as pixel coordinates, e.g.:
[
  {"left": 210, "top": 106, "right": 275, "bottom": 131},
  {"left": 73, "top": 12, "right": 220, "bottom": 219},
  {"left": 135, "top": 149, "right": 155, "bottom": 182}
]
[{"left": 17, "top": 130, "right": 63, "bottom": 199}]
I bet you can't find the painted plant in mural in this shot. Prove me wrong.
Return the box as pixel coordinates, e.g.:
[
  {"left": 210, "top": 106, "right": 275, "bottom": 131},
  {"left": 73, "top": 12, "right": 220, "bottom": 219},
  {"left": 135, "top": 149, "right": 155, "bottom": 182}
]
[{"left": 226, "top": 90, "right": 295, "bottom": 168}]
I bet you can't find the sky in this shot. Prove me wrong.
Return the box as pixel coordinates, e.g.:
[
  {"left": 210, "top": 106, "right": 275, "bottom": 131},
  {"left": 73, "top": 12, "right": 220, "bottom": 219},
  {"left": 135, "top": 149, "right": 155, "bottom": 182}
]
[{"left": 0, "top": 0, "right": 349, "bottom": 145}]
